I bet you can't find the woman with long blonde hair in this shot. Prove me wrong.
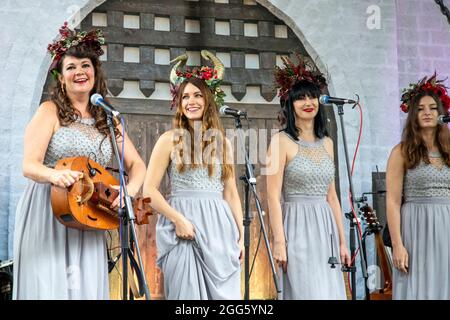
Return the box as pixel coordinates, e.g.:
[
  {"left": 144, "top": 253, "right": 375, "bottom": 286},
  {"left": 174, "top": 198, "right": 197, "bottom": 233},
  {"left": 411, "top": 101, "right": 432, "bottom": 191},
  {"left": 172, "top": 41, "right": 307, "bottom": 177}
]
[{"left": 143, "top": 51, "right": 243, "bottom": 299}]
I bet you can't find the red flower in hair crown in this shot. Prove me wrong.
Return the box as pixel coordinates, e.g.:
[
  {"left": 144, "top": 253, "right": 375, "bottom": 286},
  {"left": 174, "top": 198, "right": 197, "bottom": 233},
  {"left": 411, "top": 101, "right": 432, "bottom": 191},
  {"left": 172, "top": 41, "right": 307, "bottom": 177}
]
[
  {"left": 274, "top": 52, "right": 328, "bottom": 101},
  {"left": 47, "top": 21, "right": 105, "bottom": 80},
  {"left": 400, "top": 72, "right": 450, "bottom": 113}
]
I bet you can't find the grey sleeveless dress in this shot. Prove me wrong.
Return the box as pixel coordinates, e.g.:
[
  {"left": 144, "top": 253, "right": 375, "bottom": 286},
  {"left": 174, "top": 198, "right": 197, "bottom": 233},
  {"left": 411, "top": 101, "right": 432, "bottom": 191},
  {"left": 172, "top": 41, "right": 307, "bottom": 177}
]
[
  {"left": 13, "top": 118, "right": 113, "bottom": 300},
  {"left": 280, "top": 132, "right": 346, "bottom": 300},
  {"left": 393, "top": 157, "right": 450, "bottom": 300},
  {"left": 156, "top": 162, "right": 241, "bottom": 300}
]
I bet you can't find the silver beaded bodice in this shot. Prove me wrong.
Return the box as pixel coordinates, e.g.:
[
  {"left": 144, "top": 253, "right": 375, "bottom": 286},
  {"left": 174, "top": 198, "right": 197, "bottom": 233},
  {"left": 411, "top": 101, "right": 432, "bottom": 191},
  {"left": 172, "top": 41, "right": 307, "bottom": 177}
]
[
  {"left": 282, "top": 132, "right": 335, "bottom": 197},
  {"left": 168, "top": 161, "right": 224, "bottom": 193},
  {"left": 403, "top": 155, "right": 450, "bottom": 199},
  {"left": 43, "top": 118, "right": 113, "bottom": 168}
]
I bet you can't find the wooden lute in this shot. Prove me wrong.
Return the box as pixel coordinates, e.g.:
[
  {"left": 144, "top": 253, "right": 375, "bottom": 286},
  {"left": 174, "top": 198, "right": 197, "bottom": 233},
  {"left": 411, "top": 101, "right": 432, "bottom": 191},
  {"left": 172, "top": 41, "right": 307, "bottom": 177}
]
[
  {"left": 51, "top": 156, "right": 152, "bottom": 230},
  {"left": 361, "top": 204, "right": 392, "bottom": 300}
]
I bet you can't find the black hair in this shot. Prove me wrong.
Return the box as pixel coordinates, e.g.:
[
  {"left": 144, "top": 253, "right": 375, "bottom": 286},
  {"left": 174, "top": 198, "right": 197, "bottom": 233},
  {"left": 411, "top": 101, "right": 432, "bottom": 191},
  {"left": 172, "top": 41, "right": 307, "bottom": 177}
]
[{"left": 280, "top": 80, "right": 328, "bottom": 140}]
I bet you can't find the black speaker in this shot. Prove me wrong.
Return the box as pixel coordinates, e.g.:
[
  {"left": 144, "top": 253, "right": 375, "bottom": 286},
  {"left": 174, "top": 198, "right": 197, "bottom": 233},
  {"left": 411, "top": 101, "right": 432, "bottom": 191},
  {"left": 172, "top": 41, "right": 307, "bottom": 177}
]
[{"left": 372, "top": 172, "right": 391, "bottom": 247}]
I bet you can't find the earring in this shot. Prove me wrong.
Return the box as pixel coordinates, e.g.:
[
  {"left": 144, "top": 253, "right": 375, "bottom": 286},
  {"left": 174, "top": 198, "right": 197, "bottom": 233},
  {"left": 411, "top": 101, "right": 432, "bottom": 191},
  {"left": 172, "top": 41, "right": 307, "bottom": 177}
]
[{"left": 60, "top": 82, "right": 66, "bottom": 96}]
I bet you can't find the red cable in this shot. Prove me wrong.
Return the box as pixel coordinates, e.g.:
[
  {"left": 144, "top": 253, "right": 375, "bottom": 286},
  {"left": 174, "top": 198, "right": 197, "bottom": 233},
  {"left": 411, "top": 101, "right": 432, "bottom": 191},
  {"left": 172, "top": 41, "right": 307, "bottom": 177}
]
[{"left": 346, "top": 102, "right": 364, "bottom": 297}]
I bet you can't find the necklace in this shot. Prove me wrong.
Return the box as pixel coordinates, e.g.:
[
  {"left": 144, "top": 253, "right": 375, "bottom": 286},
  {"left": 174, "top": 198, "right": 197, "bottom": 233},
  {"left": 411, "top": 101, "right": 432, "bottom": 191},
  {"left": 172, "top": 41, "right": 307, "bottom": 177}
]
[{"left": 429, "top": 151, "right": 442, "bottom": 158}]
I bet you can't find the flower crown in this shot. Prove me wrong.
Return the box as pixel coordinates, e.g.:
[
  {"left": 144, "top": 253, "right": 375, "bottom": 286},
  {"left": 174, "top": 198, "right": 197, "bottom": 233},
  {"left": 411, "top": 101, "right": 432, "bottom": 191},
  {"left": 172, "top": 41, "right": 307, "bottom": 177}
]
[
  {"left": 274, "top": 52, "right": 327, "bottom": 101},
  {"left": 400, "top": 72, "right": 450, "bottom": 113},
  {"left": 169, "top": 50, "right": 226, "bottom": 109},
  {"left": 47, "top": 21, "right": 105, "bottom": 80}
]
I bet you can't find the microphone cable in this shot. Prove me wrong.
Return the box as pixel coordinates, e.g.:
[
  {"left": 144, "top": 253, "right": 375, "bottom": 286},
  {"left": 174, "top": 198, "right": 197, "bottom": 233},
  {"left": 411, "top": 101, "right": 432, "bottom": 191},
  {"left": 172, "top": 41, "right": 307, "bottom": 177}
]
[
  {"left": 118, "top": 117, "right": 127, "bottom": 251},
  {"left": 345, "top": 95, "right": 365, "bottom": 297}
]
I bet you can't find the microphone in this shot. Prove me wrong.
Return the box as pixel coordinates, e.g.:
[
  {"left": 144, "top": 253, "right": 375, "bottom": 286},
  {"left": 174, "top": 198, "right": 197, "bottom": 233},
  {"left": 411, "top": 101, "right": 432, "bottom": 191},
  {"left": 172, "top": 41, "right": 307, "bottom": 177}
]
[
  {"left": 438, "top": 115, "right": 450, "bottom": 124},
  {"left": 219, "top": 105, "right": 247, "bottom": 117},
  {"left": 319, "top": 94, "right": 356, "bottom": 105},
  {"left": 90, "top": 93, "right": 120, "bottom": 117}
]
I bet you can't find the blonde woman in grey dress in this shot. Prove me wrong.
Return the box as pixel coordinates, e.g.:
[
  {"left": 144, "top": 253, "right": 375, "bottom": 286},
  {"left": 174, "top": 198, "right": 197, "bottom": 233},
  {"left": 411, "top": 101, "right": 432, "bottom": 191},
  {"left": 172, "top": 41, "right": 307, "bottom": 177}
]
[
  {"left": 267, "top": 56, "right": 350, "bottom": 299},
  {"left": 387, "top": 74, "right": 450, "bottom": 299},
  {"left": 13, "top": 24, "right": 146, "bottom": 299},
  {"left": 143, "top": 61, "right": 244, "bottom": 299}
]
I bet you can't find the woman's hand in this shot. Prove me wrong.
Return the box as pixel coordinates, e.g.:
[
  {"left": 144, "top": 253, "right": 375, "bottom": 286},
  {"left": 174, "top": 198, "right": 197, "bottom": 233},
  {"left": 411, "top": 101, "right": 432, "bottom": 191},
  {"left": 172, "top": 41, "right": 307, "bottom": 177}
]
[
  {"left": 273, "top": 240, "right": 288, "bottom": 273},
  {"left": 339, "top": 243, "right": 351, "bottom": 267},
  {"left": 50, "top": 169, "right": 83, "bottom": 188},
  {"left": 174, "top": 215, "right": 196, "bottom": 241},
  {"left": 393, "top": 244, "right": 409, "bottom": 273},
  {"left": 109, "top": 184, "right": 141, "bottom": 210},
  {"left": 109, "top": 185, "right": 124, "bottom": 210}
]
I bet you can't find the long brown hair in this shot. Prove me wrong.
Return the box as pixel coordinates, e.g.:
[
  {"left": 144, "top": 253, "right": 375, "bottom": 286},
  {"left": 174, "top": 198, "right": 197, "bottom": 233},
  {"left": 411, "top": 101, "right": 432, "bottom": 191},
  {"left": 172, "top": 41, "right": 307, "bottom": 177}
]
[
  {"left": 50, "top": 45, "right": 119, "bottom": 138},
  {"left": 401, "top": 91, "right": 450, "bottom": 169},
  {"left": 173, "top": 77, "right": 233, "bottom": 181}
]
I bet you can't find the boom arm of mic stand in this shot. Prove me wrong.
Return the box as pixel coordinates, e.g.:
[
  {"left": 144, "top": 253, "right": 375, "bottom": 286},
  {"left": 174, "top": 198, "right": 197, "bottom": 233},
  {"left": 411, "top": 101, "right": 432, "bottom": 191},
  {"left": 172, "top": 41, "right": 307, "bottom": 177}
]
[{"left": 106, "top": 114, "right": 151, "bottom": 300}]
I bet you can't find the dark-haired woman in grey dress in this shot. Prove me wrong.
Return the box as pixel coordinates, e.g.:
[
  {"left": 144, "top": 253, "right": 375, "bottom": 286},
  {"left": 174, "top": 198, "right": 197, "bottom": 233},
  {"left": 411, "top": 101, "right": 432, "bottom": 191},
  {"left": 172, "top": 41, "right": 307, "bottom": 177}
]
[
  {"left": 143, "top": 54, "right": 244, "bottom": 300},
  {"left": 387, "top": 75, "right": 450, "bottom": 300},
  {"left": 13, "top": 24, "right": 146, "bottom": 299},
  {"left": 267, "top": 56, "right": 350, "bottom": 300}
]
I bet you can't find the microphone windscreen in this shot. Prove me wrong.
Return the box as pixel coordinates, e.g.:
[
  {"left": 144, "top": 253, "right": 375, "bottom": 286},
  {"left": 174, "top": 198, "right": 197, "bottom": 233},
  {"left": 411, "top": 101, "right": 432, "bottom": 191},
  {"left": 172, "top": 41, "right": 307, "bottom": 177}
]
[
  {"left": 319, "top": 95, "right": 329, "bottom": 104},
  {"left": 219, "top": 105, "right": 228, "bottom": 115},
  {"left": 90, "top": 93, "right": 103, "bottom": 106}
]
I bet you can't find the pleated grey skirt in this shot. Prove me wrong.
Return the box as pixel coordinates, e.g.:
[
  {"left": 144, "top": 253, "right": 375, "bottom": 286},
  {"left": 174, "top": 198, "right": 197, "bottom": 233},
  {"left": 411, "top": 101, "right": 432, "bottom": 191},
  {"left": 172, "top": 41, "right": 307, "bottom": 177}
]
[
  {"left": 393, "top": 197, "right": 450, "bottom": 300},
  {"left": 13, "top": 180, "right": 109, "bottom": 300},
  {"left": 156, "top": 190, "right": 241, "bottom": 300},
  {"left": 280, "top": 195, "right": 347, "bottom": 300}
]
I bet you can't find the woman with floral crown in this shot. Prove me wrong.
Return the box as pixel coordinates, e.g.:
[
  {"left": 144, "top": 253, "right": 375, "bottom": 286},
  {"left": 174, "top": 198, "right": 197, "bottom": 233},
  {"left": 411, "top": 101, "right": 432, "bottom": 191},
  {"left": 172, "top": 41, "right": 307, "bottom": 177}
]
[
  {"left": 142, "top": 51, "right": 243, "bottom": 300},
  {"left": 13, "top": 22, "right": 146, "bottom": 299},
  {"left": 266, "top": 54, "right": 350, "bottom": 299},
  {"left": 386, "top": 73, "right": 450, "bottom": 300}
]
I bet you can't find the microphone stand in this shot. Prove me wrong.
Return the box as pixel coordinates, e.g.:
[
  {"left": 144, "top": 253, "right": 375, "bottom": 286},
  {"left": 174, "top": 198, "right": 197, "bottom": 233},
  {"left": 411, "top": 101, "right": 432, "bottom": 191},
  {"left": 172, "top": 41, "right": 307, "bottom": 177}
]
[
  {"left": 106, "top": 113, "right": 151, "bottom": 300},
  {"left": 361, "top": 225, "right": 372, "bottom": 300},
  {"left": 334, "top": 102, "right": 368, "bottom": 300},
  {"left": 232, "top": 115, "right": 281, "bottom": 300}
]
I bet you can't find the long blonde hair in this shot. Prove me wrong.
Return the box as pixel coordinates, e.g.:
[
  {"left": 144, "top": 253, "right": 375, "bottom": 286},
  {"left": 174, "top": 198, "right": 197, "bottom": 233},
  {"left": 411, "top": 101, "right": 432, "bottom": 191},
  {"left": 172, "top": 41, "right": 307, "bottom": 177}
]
[{"left": 173, "top": 77, "right": 233, "bottom": 181}]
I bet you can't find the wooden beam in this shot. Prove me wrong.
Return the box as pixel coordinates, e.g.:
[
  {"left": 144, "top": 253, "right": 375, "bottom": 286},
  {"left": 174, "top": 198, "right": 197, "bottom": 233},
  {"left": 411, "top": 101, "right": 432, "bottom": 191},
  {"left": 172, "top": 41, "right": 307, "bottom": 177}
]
[
  {"left": 96, "top": 0, "right": 284, "bottom": 23},
  {"left": 101, "top": 27, "right": 300, "bottom": 53},
  {"left": 110, "top": 98, "right": 279, "bottom": 119},
  {"left": 102, "top": 62, "right": 279, "bottom": 86}
]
